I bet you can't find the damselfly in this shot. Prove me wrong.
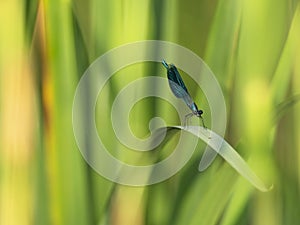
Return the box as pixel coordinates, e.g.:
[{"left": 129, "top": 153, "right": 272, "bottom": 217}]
[{"left": 162, "top": 59, "right": 207, "bottom": 128}]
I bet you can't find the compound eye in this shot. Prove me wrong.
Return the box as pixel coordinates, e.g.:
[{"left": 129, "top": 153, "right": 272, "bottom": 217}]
[{"left": 198, "top": 110, "right": 203, "bottom": 115}]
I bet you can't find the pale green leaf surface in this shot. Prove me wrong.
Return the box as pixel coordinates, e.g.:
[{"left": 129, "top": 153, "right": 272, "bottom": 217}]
[{"left": 173, "top": 125, "right": 272, "bottom": 192}]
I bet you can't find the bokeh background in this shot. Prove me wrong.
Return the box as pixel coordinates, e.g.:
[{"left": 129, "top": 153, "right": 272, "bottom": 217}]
[{"left": 1, "top": 0, "right": 300, "bottom": 225}]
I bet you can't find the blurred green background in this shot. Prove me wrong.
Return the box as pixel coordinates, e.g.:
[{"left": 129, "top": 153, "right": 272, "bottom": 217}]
[{"left": 1, "top": 0, "right": 300, "bottom": 225}]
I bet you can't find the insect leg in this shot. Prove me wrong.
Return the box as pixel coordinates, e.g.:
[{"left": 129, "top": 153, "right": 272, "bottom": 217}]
[
  {"left": 184, "top": 113, "right": 194, "bottom": 127},
  {"left": 200, "top": 116, "right": 207, "bottom": 129}
]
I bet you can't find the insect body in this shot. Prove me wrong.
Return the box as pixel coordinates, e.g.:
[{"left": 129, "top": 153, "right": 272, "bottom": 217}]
[{"left": 162, "top": 60, "right": 206, "bottom": 128}]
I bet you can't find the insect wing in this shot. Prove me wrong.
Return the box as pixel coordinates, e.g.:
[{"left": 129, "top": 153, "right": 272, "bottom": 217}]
[
  {"left": 183, "top": 94, "right": 196, "bottom": 111},
  {"left": 168, "top": 78, "right": 195, "bottom": 111},
  {"left": 167, "top": 65, "right": 189, "bottom": 97},
  {"left": 167, "top": 79, "right": 186, "bottom": 98},
  {"left": 165, "top": 62, "right": 198, "bottom": 112}
]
